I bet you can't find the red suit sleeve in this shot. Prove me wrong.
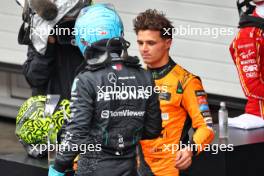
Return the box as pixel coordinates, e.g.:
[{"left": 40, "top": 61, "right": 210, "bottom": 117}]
[{"left": 230, "top": 29, "right": 264, "bottom": 100}]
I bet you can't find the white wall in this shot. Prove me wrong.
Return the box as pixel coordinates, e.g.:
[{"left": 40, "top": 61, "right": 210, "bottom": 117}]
[
  {"left": 0, "top": 0, "right": 245, "bottom": 99},
  {"left": 0, "top": 1, "right": 29, "bottom": 118},
  {"left": 97, "top": 0, "right": 245, "bottom": 99},
  {"left": 0, "top": 0, "right": 27, "bottom": 65}
]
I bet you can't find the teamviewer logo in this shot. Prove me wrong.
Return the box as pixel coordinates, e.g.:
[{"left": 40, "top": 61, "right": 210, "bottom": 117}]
[{"left": 101, "top": 110, "right": 110, "bottom": 119}]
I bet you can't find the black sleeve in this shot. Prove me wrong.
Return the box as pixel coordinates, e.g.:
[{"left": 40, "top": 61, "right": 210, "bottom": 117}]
[
  {"left": 141, "top": 79, "right": 162, "bottom": 140},
  {"left": 22, "top": 44, "right": 55, "bottom": 88},
  {"left": 54, "top": 73, "right": 95, "bottom": 172}
]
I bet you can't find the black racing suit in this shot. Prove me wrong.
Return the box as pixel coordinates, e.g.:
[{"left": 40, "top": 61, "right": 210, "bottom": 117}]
[{"left": 53, "top": 56, "right": 162, "bottom": 176}]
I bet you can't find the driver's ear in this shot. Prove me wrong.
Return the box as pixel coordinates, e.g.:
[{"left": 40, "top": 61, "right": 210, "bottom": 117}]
[{"left": 165, "top": 39, "right": 172, "bottom": 49}]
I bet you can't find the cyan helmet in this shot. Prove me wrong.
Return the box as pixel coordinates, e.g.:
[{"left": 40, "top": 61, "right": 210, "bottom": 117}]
[
  {"left": 74, "top": 3, "right": 124, "bottom": 56},
  {"left": 15, "top": 96, "right": 70, "bottom": 157}
]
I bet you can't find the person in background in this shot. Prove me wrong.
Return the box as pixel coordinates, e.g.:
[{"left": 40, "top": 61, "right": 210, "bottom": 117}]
[
  {"left": 21, "top": 0, "right": 92, "bottom": 99},
  {"left": 16, "top": 0, "right": 92, "bottom": 163},
  {"left": 133, "top": 9, "right": 215, "bottom": 176},
  {"left": 230, "top": 0, "right": 264, "bottom": 119}
]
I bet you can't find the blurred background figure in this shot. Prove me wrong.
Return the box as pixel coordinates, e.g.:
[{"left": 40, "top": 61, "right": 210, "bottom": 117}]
[
  {"left": 14, "top": 0, "right": 93, "bottom": 160},
  {"left": 17, "top": 0, "right": 93, "bottom": 99},
  {"left": 230, "top": 0, "right": 264, "bottom": 119}
]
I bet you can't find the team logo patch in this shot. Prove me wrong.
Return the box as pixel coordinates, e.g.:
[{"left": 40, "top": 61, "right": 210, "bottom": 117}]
[
  {"left": 176, "top": 81, "right": 183, "bottom": 94},
  {"left": 101, "top": 110, "right": 110, "bottom": 119},
  {"left": 107, "top": 72, "right": 117, "bottom": 84}
]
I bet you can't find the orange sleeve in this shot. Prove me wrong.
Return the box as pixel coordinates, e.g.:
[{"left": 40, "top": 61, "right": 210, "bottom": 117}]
[{"left": 181, "top": 78, "right": 215, "bottom": 154}]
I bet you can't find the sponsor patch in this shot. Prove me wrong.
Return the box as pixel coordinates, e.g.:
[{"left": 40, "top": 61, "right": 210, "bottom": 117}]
[
  {"left": 118, "top": 76, "right": 136, "bottom": 80},
  {"left": 150, "top": 148, "right": 163, "bottom": 154},
  {"left": 201, "top": 111, "right": 211, "bottom": 117},
  {"left": 246, "top": 72, "right": 258, "bottom": 78},
  {"left": 195, "top": 90, "right": 206, "bottom": 96},
  {"left": 101, "top": 110, "right": 145, "bottom": 119},
  {"left": 101, "top": 110, "right": 110, "bottom": 119},
  {"left": 159, "top": 92, "right": 171, "bottom": 101},
  {"left": 197, "top": 96, "right": 208, "bottom": 104},
  {"left": 195, "top": 90, "right": 209, "bottom": 114},
  {"left": 242, "top": 64, "right": 258, "bottom": 73},
  {"left": 204, "top": 117, "right": 213, "bottom": 123},
  {"left": 199, "top": 104, "right": 210, "bottom": 112},
  {"left": 237, "top": 43, "right": 254, "bottom": 49},
  {"left": 161, "top": 113, "right": 169, "bottom": 120},
  {"left": 239, "top": 50, "right": 255, "bottom": 60},
  {"left": 204, "top": 117, "right": 213, "bottom": 127},
  {"left": 240, "top": 59, "right": 256, "bottom": 65}
]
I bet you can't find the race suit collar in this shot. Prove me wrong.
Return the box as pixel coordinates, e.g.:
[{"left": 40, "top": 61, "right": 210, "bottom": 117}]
[{"left": 148, "top": 57, "right": 176, "bottom": 80}]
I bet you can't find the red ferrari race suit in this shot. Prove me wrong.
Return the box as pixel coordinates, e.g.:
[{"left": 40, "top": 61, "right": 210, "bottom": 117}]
[{"left": 230, "top": 11, "right": 264, "bottom": 119}]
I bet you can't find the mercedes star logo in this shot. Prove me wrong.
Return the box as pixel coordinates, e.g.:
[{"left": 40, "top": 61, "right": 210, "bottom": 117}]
[{"left": 108, "top": 72, "right": 117, "bottom": 84}]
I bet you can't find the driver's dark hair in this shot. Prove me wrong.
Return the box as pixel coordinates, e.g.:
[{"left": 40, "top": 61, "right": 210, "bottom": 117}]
[{"left": 133, "top": 9, "right": 174, "bottom": 39}]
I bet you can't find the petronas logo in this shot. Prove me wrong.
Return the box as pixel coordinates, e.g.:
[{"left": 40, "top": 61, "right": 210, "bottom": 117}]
[{"left": 176, "top": 81, "right": 183, "bottom": 94}]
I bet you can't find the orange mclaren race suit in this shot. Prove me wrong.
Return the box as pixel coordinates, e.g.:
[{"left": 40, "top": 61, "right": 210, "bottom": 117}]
[
  {"left": 138, "top": 58, "right": 215, "bottom": 176},
  {"left": 230, "top": 11, "right": 264, "bottom": 119}
]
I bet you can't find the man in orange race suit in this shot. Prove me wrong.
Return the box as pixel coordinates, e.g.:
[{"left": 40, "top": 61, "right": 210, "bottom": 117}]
[{"left": 133, "top": 9, "right": 215, "bottom": 176}]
